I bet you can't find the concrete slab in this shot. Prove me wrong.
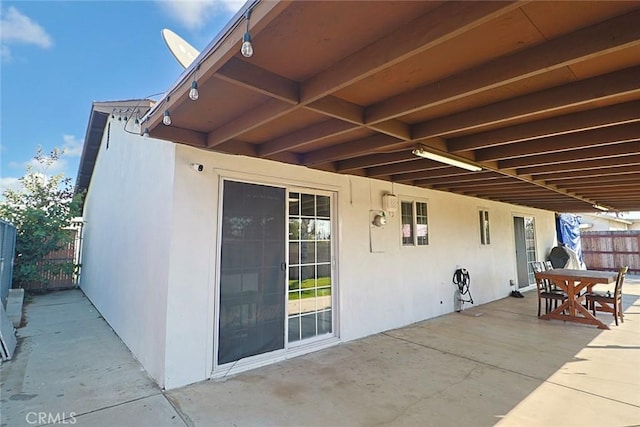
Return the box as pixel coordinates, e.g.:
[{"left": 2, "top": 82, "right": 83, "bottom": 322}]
[
  {"left": 72, "top": 394, "right": 185, "bottom": 427},
  {"left": 166, "top": 277, "right": 640, "bottom": 427},
  {"left": 2, "top": 279, "right": 639, "bottom": 427},
  {"left": 0, "top": 290, "right": 184, "bottom": 427}
]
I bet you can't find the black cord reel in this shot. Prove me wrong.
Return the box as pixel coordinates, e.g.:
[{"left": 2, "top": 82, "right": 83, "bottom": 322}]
[{"left": 453, "top": 268, "right": 474, "bottom": 311}]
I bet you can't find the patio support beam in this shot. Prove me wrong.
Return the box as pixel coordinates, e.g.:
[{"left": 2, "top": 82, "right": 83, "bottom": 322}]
[
  {"left": 207, "top": 99, "right": 291, "bottom": 147},
  {"left": 418, "top": 173, "right": 511, "bottom": 186},
  {"left": 366, "top": 9, "right": 640, "bottom": 124},
  {"left": 149, "top": 126, "right": 208, "bottom": 148},
  {"left": 392, "top": 167, "right": 465, "bottom": 183},
  {"left": 548, "top": 174, "right": 640, "bottom": 186},
  {"left": 336, "top": 151, "right": 417, "bottom": 172},
  {"left": 367, "top": 159, "right": 445, "bottom": 177},
  {"left": 306, "top": 96, "right": 364, "bottom": 125},
  {"left": 412, "top": 65, "right": 640, "bottom": 139},
  {"left": 431, "top": 178, "right": 525, "bottom": 190},
  {"left": 501, "top": 141, "right": 640, "bottom": 170},
  {"left": 476, "top": 122, "right": 640, "bottom": 162},
  {"left": 302, "top": 134, "right": 405, "bottom": 166},
  {"left": 144, "top": 0, "right": 292, "bottom": 132},
  {"left": 532, "top": 161, "right": 640, "bottom": 181},
  {"left": 215, "top": 58, "right": 299, "bottom": 104},
  {"left": 259, "top": 120, "right": 358, "bottom": 157},
  {"left": 369, "top": 119, "right": 412, "bottom": 141},
  {"left": 300, "top": 1, "right": 524, "bottom": 103},
  {"left": 575, "top": 182, "right": 640, "bottom": 190},
  {"left": 205, "top": 1, "right": 522, "bottom": 149},
  {"left": 449, "top": 101, "right": 640, "bottom": 152},
  {"left": 464, "top": 188, "right": 559, "bottom": 196}
]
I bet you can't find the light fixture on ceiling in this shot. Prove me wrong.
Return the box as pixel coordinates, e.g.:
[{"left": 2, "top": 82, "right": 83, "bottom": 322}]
[
  {"left": 163, "top": 109, "right": 172, "bottom": 126},
  {"left": 412, "top": 144, "right": 482, "bottom": 172},
  {"left": 143, "top": 128, "right": 150, "bottom": 138},
  {"left": 241, "top": 9, "right": 253, "bottom": 58},
  {"left": 593, "top": 204, "right": 609, "bottom": 211}
]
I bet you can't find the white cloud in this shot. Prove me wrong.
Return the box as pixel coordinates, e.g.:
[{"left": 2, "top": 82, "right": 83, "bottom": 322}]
[
  {"left": 157, "top": 0, "right": 245, "bottom": 30},
  {"left": 62, "top": 135, "right": 83, "bottom": 157},
  {"left": 0, "top": 6, "right": 53, "bottom": 60},
  {"left": 0, "top": 177, "right": 22, "bottom": 194}
]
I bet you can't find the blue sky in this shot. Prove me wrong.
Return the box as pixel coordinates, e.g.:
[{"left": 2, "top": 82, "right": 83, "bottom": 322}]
[{"left": 1, "top": 0, "right": 244, "bottom": 192}]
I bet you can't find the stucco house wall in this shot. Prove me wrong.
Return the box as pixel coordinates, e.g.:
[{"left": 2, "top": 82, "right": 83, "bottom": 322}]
[
  {"left": 80, "top": 118, "right": 556, "bottom": 389},
  {"left": 578, "top": 213, "right": 632, "bottom": 231},
  {"left": 79, "top": 122, "right": 175, "bottom": 387}
]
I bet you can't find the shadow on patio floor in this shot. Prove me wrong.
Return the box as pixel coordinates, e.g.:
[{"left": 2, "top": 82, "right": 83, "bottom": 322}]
[{"left": 2, "top": 277, "right": 639, "bottom": 426}]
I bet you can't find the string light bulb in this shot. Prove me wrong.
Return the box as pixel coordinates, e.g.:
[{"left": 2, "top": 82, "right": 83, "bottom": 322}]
[
  {"left": 163, "top": 109, "right": 172, "bottom": 126},
  {"left": 241, "top": 32, "right": 253, "bottom": 58},
  {"left": 189, "top": 80, "right": 199, "bottom": 101},
  {"left": 241, "top": 9, "right": 253, "bottom": 58}
]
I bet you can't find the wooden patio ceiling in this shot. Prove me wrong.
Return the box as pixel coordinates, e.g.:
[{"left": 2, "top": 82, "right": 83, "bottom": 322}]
[{"left": 145, "top": 0, "right": 640, "bottom": 213}]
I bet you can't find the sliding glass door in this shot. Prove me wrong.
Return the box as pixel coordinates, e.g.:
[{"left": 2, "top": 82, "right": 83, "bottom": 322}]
[
  {"left": 218, "top": 181, "right": 286, "bottom": 365},
  {"left": 217, "top": 182, "right": 335, "bottom": 367}
]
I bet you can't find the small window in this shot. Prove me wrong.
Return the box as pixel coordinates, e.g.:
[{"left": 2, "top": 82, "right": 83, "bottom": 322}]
[
  {"left": 479, "top": 209, "right": 490, "bottom": 245},
  {"left": 401, "top": 200, "right": 428, "bottom": 246}
]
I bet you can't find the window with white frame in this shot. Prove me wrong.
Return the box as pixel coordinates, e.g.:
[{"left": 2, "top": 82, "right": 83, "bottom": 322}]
[
  {"left": 401, "top": 200, "right": 428, "bottom": 246},
  {"left": 479, "top": 209, "right": 490, "bottom": 245}
]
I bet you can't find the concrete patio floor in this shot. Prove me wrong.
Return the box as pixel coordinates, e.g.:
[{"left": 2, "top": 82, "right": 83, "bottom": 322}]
[{"left": 1, "top": 278, "right": 639, "bottom": 427}]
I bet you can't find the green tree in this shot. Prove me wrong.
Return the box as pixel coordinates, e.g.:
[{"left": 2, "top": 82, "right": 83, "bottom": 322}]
[{"left": 0, "top": 147, "right": 83, "bottom": 288}]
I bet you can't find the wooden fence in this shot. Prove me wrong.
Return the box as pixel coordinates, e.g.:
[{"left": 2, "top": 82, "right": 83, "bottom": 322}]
[
  {"left": 581, "top": 231, "right": 640, "bottom": 275},
  {"left": 22, "top": 229, "right": 78, "bottom": 291}
]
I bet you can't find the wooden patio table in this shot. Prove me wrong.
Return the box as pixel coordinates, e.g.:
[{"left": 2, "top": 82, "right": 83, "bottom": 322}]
[{"left": 534, "top": 268, "right": 617, "bottom": 330}]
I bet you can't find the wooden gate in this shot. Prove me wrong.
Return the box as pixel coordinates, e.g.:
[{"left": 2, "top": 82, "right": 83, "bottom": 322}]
[{"left": 581, "top": 231, "right": 640, "bottom": 275}]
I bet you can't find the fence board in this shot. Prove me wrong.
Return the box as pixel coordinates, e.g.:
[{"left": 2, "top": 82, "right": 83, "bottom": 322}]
[
  {"left": 581, "top": 231, "right": 640, "bottom": 274},
  {"left": 22, "top": 229, "right": 78, "bottom": 291}
]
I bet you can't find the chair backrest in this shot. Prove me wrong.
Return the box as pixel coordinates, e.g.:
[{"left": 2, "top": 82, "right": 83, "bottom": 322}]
[
  {"left": 613, "top": 266, "right": 628, "bottom": 300},
  {"left": 531, "top": 262, "right": 543, "bottom": 273},
  {"left": 544, "top": 261, "right": 553, "bottom": 271},
  {"left": 531, "top": 262, "right": 548, "bottom": 293}
]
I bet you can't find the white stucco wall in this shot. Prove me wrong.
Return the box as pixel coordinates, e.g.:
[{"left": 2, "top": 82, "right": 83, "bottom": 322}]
[
  {"left": 80, "top": 125, "right": 558, "bottom": 389},
  {"left": 579, "top": 213, "right": 631, "bottom": 231},
  {"left": 160, "top": 144, "right": 556, "bottom": 388},
  {"left": 79, "top": 121, "right": 175, "bottom": 387}
]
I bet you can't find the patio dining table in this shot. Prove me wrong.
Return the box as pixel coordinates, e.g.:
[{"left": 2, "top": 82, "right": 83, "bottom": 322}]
[{"left": 533, "top": 268, "right": 618, "bottom": 330}]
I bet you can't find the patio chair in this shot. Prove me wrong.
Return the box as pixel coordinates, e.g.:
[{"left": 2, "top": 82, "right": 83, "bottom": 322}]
[
  {"left": 585, "top": 266, "right": 628, "bottom": 326},
  {"left": 532, "top": 262, "right": 566, "bottom": 317}
]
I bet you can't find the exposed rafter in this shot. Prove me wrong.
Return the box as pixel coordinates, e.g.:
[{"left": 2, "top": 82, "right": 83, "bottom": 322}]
[{"left": 145, "top": 0, "right": 640, "bottom": 213}]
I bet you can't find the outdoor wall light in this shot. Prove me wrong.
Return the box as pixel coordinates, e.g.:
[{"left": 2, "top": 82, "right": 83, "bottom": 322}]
[
  {"left": 163, "top": 109, "right": 172, "bottom": 126},
  {"left": 412, "top": 144, "right": 482, "bottom": 172},
  {"left": 372, "top": 212, "right": 387, "bottom": 227}
]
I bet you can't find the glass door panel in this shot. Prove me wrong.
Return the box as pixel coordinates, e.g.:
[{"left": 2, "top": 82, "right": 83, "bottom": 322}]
[
  {"left": 288, "top": 192, "right": 333, "bottom": 343},
  {"left": 218, "top": 181, "right": 285, "bottom": 365}
]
